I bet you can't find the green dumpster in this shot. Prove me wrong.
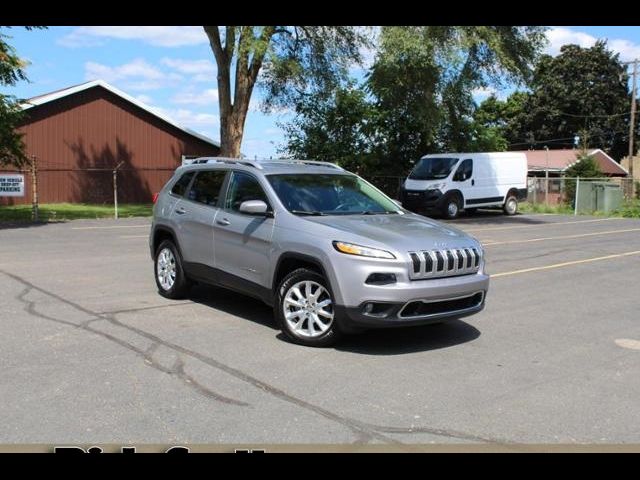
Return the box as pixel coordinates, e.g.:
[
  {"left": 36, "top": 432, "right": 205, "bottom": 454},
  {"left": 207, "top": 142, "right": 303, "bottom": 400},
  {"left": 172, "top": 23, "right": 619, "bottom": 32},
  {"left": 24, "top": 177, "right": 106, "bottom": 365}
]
[{"left": 594, "top": 182, "right": 623, "bottom": 213}]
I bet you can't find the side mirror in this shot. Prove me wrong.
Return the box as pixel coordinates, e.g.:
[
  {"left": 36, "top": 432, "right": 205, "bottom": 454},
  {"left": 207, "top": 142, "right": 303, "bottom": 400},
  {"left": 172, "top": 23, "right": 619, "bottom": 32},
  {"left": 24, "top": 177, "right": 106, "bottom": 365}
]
[{"left": 239, "top": 199, "right": 270, "bottom": 216}]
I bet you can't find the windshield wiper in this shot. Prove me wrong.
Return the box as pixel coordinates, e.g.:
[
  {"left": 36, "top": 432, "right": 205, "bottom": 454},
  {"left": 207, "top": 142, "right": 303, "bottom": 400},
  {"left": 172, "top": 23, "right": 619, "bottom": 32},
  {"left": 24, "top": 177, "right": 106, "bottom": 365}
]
[
  {"left": 359, "top": 210, "right": 399, "bottom": 215},
  {"left": 290, "top": 210, "right": 327, "bottom": 216}
]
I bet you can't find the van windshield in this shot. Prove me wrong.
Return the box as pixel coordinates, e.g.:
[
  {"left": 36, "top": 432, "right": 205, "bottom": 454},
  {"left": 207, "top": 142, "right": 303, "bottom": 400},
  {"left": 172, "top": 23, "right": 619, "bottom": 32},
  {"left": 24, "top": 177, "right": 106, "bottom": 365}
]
[{"left": 409, "top": 157, "right": 459, "bottom": 180}]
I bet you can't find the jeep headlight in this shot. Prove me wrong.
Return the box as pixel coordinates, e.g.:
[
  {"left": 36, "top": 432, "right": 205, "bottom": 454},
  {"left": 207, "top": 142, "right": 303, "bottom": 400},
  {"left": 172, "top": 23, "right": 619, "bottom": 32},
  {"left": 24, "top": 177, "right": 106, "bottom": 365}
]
[{"left": 333, "top": 241, "right": 396, "bottom": 259}]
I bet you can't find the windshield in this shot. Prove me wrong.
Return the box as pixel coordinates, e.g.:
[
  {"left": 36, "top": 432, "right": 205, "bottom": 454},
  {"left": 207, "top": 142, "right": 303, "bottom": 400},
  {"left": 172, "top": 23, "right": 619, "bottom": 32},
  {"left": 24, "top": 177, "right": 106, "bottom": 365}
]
[
  {"left": 409, "top": 157, "right": 459, "bottom": 180},
  {"left": 267, "top": 174, "right": 400, "bottom": 215}
]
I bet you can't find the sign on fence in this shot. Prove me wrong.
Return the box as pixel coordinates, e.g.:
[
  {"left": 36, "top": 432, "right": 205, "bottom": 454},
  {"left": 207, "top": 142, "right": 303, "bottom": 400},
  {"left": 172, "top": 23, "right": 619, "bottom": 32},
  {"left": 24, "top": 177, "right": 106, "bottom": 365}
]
[{"left": 0, "top": 174, "right": 25, "bottom": 197}]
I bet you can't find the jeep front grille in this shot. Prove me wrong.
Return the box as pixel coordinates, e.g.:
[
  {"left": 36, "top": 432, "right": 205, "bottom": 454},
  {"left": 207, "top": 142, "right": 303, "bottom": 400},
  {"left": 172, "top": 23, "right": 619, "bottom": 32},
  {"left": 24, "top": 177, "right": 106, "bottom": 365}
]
[{"left": 408, "top": 247, "right": 482, "bottom": 279}]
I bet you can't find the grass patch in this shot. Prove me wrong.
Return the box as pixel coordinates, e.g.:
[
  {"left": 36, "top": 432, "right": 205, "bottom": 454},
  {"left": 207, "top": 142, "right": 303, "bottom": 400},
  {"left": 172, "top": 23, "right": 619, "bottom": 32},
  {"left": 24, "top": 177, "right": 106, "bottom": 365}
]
[
  {"left": 520, "top": 200, "right": 640, "bottom": 218},
  {"left": 613, "top": 199, "right": 640, "bottom": 218},
  {"left": 518, "top": 202, "right": 574, "bottom": 215},
  {"left": 0, "top": 203, "right": 153, "bottom": 222}
]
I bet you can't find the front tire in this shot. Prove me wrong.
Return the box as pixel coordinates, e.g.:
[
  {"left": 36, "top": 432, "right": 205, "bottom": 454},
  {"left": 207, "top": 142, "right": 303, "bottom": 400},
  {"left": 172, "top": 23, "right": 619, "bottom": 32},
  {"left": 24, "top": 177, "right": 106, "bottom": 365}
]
[
  {"left": 276, "top": 268, "right": 343, "bottom": 347},
  {"left": 154, "top": 239, "right": 191, "bottom": 299},
  {"left": 503, "top": 194, "right": 518, "bottom": 215},
  {"left": 442, "top": 194, "right": 462, "bottom": 219}
]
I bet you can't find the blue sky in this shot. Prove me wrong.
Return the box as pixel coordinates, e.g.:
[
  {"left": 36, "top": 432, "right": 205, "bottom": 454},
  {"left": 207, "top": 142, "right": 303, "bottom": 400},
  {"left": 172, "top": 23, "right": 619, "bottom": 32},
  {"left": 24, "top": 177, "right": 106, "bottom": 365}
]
[{"left": 4, "top": 26, "right": 640, "bottom": 158}]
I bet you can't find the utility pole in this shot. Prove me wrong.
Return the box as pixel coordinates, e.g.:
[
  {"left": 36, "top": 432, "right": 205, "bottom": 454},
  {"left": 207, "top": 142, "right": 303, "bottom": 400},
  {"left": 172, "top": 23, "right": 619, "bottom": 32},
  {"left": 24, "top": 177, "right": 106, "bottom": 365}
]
[{"left": 625, "top": 59, "right": 638, "bottom": 197}]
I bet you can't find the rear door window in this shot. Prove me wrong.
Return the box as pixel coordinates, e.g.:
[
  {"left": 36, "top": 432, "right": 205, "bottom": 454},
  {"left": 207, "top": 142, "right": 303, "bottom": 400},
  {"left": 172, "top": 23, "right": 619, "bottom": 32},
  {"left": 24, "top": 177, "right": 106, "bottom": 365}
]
[
  {"left": 170, "top": 171, "right": 195, "bottom": 197},
  {"left": 186, "top": 170, "right": 227, "bottom": 206}
]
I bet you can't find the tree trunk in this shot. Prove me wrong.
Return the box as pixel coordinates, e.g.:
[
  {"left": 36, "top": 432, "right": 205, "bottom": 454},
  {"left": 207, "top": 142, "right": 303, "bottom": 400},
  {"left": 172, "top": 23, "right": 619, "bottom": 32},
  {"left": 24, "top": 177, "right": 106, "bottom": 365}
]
[
  {"left": 220, "top": 112, "right": 245, "bottom": 157},
  {"left": 204, "top": 26, "right": 274, "bottom": 159}
]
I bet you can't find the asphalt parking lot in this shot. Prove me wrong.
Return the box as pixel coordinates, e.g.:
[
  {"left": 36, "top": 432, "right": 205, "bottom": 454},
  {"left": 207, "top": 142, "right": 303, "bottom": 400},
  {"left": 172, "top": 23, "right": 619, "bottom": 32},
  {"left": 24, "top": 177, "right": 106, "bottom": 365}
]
[{"left": 1, "top": 211, "right": 640, "bottom": 449}]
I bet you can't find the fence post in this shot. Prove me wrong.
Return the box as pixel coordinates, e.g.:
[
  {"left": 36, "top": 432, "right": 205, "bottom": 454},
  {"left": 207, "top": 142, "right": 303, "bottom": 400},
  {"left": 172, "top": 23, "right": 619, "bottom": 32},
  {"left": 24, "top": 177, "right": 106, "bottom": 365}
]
[
  {"left": 30, "top": 155, "right": 39, "bottom": 222},
  {"left": 545, "top": 172, "right": 549, "bottom": 205},
  {"left": 574, "top": 177, "right": 580, "bottom": 216},
  {"left": 113, "top": 161, "right": 124, "bottom": 220}
]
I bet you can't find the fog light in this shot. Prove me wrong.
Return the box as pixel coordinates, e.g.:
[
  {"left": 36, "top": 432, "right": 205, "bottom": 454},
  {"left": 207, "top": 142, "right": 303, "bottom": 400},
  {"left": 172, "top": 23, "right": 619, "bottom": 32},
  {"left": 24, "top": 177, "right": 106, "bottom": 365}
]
[
  {"left": 361, "top": 302, "right": 395, "bottom": 318},
  {"left": 365, "top": 273, "right": 397, "bottom": 285}
]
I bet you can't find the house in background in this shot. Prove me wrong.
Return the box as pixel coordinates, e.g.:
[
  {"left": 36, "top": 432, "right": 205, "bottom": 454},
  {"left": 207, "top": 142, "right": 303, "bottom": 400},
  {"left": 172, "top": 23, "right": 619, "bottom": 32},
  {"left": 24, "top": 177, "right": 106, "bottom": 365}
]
[
  {"left": 515, "top": 148, "right": 628, "bottom": 178},
  {"left": 0, "top": 80, "right": 220, "bottom": 205},
  {"left": 509, "top": 148, "right": 629, "bottom": 204}
]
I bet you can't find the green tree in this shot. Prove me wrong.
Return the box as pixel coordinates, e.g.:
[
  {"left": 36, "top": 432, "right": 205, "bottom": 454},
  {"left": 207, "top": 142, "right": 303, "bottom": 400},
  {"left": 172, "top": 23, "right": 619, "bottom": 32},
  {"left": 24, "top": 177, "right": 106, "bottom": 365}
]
[
  {"left": 279, "top": 82, "right": 379, "bottom": 174},
  {"left": 504, "top": 42, "right": 635, "bottom": 157},
  {"left": 564, "top": 153, "right": 604, "bottom": 203},
  {"left": 0, "top": 27, "right": 41, "bottom": 167},
  {"left": 202, "top": 26, "right": 371, "bottom": 157},
  {"left": 282, "top": 26, "right": 547, "bottom": 175},
  {"left": 472, "top": 91, "right": 528, "bottom": 149}
]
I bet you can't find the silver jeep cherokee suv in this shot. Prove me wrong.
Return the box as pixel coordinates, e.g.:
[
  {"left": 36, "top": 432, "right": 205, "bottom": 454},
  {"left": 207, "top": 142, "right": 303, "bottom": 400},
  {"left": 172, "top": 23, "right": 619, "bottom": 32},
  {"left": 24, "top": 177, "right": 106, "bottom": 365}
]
[{"left": 149, "top": 157, "right": 489, "bottom": 347}]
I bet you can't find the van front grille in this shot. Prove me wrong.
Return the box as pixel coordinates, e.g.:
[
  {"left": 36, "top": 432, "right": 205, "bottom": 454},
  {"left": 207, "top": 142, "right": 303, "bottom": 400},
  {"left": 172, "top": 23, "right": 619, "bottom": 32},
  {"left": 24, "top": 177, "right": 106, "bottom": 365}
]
[{"left": 408, "top": 247, "right": 482, "bottom": 279}]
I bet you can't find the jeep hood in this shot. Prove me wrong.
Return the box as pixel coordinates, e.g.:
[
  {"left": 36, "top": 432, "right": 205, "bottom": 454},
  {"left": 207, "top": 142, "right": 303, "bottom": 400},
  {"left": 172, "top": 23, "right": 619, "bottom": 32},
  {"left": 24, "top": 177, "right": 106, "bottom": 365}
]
[{"left": 301, "top": 213, "right": 480, "bottom": 252}]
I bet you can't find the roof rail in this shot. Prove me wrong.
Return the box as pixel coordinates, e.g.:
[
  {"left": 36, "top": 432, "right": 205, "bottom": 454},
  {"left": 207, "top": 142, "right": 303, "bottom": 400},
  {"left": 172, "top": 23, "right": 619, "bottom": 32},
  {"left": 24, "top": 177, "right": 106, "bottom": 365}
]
[
  {"left": 181, "top": 156, "right": 262, "bottom": 169},
  {"left": 261, "top": 159, "right": 344, "bottom": 170},
  {"left": 180, "top": 156, "right": 344, "bottom": 171}
]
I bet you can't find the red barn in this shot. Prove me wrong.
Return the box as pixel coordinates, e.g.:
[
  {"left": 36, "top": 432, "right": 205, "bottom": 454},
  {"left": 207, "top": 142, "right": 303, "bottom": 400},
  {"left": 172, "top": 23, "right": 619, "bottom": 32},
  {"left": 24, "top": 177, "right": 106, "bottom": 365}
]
[{"left": 1, "top": 80, "right": 220, "bottom": 205}]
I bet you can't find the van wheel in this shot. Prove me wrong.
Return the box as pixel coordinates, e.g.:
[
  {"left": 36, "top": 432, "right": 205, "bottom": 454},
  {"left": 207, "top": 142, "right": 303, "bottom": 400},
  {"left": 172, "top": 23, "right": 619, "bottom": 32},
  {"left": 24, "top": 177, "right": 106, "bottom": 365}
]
[
  {"left": 503, "top": 194, "right": 518, "bottom": 215},
  {"left": 276, "top": 268, "right": 343, "bottom": 347},
  {"left": 442, "top": 194, "right": 462, "bottom": 219}
]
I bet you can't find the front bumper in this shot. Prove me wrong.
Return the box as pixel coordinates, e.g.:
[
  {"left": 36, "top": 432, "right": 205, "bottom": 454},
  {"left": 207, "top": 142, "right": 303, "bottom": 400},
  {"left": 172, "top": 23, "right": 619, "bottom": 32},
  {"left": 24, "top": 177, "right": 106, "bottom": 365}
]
[
  {"left": 336, "top": 289, "right": 486, "bottom": 328},
  {"left": 327, "top": 250, "right": 490, "bottom": 329},
  {"left": 400, "top": 188, "right": 445, "bottom": 212}
]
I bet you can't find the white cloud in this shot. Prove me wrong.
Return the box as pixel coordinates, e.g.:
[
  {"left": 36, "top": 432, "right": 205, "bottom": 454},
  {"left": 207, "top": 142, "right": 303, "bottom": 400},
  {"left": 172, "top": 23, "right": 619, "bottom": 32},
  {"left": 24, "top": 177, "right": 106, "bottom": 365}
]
[
  {"left": 85, "top": 58, "right": 165, "bottom": 82},
  {"left": 135, "top": 94, "right": 154, "bottom": 105},
  {"left": 608, "top": 38, "right": 640, "bottom": 62},
  {"left": 546, "top": 27, "right": 640, "bottom": 61},
  {"left": 59, "top": 26, "right": 208, "bottom": 48},
  {"left": 150, "top": 106, "right": 219, "bottom": 129},
  {"left": 84, "top": 59, "right": 182, "bottom": 91},
  {"left": 472, "top": 86, "right": 497, "bottom": 100},
  {"left": 161, "top": 58, "right": 216, "bottom": 75},
  {"left": 171, "top": 88, "right": 219, "bottom": 106},
  {"left": 545, "top": 27, "right": 596, "bottom": 56}
]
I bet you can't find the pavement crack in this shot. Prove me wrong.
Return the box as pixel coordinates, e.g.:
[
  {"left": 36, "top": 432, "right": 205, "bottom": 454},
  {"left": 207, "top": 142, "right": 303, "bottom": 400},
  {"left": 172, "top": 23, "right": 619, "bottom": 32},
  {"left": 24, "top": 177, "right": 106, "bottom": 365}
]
[
  {"left": 4, "top": 269, "right": 248, "bottom": 409},
  {"left": 3, "top": 269, "right": 510, "bottom": 446}
]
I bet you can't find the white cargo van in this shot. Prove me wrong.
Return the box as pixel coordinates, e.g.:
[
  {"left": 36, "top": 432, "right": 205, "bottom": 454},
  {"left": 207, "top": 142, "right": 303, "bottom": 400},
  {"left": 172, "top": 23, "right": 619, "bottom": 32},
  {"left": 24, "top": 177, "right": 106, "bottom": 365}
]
[{"left": 400, "top": 152, "right": 528, "bottom": 219}]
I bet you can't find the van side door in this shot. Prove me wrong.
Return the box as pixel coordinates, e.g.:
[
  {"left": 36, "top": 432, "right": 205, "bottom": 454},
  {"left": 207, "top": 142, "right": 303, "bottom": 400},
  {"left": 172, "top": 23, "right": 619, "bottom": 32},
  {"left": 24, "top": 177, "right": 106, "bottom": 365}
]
[{"left": 451, "top": 158, "right": 477, "bottom": 206}]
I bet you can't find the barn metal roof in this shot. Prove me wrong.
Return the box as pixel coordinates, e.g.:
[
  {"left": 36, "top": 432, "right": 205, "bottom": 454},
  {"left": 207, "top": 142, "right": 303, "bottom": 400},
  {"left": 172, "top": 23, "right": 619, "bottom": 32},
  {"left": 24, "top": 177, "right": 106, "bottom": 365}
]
[{"left": 21, "top": 79, "right": 220, "bottom": 148}]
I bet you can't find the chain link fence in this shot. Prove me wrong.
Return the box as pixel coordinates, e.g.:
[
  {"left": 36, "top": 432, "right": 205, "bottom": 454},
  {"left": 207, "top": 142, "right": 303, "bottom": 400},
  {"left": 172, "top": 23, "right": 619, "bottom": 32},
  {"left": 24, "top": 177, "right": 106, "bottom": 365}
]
[
  {"left": 364, "top": 174, "right": 638, "bottom": 214},
  {"left": 527, "top": 177, "right": 637, "bottom": 210}
]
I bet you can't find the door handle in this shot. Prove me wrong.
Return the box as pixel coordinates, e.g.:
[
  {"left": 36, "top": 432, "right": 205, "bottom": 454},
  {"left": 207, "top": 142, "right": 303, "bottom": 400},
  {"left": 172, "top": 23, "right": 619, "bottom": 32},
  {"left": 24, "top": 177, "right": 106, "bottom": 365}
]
[
  {"left": 216, "top": 218, "right": 231, "bottom": 226},
  {"left": 471, "top": 180, "right": 475, "bottom": 186},
  {"left": 175, "top": 207, "right": 187, "bottom": 215}
]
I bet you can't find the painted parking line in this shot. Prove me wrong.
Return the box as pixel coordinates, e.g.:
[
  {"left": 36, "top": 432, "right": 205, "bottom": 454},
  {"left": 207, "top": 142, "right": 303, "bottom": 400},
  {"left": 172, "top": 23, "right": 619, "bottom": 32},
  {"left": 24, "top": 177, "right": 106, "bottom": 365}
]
[
  {"left": 72, "top": 224, "right": 150, "bottom": 230},
  {"left": 482, "top": 228, "right": 640, "bottom": 247},
  {"left": 492, "top": 250, "right": 640, "bottom": 278},
  {"left": 464, "top": 217, "right": 621, "bottom": 233}
]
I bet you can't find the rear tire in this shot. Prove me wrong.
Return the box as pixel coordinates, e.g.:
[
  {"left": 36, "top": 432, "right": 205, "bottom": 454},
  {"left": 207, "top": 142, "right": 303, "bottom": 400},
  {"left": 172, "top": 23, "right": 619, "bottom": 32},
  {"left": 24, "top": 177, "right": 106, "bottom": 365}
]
[
  {"left": 154, "top": 239, "right": 191, "bottom": 299},
  {"left": 503, "top": 193, "right": 518, "bottom": 215},
  {"left": 442, "top": 194, "right": 462, "bottom": 219},
  {"left": 276, "top": 268, "right": 343, "bottom": 347}
]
